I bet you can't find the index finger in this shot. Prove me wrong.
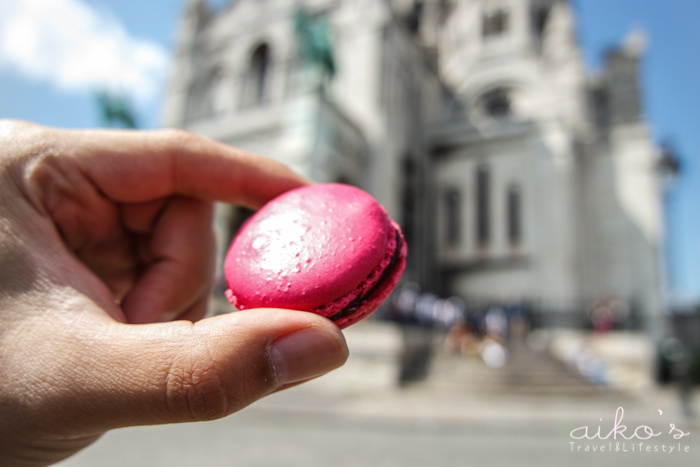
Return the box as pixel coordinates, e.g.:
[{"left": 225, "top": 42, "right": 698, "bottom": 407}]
[{"left": 66, "top": 127, "right": 311, "bottom": 209}]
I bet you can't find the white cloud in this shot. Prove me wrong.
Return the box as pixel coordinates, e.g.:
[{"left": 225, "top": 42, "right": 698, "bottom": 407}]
[{"left": 0, "top": 0, "right": 169, "bottom": 104}]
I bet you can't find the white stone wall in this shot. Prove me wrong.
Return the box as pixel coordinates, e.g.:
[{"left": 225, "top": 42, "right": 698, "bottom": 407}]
[{"left": 164, "top": 0, "right": 663, "bottom": 324}]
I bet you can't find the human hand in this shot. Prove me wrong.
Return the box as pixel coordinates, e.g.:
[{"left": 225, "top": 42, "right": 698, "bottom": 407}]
[{"left": 0, "top": 121, "right": 348, "bottom": 466}]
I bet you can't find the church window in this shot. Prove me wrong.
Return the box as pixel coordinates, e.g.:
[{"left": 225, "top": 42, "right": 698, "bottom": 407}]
[
  {"left": 532, "top": 6, "right": 550, "bottom": 39},
  {"left": 408, "top": 1, "right": 424, "bottom": 35},
  {"left": 482, "top": 8, "right": 509, "bottom": 38},
  {"left": 476, "top": 165, "right": 491, "bottom": 247},
  {"left": 438, "top": 0, "right": 454, "bottom": 25},
  {"left": 592, "top": 87, "right": 609, "bottom": 129},
  {"left": 507, "top": 184, "right": 522, "bottom": 247},
  {"left": 241, "top": 42, "right": 270, "bottom": 107},
  {"left": 444, "top": 187, "right": 461, "bottom": 246},
  {"left": 481, "top": 88, "right": 511, "bottom": 118}
]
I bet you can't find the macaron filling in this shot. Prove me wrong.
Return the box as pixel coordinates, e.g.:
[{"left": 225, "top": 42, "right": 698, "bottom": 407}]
[
  {"left": 327, "top": 228, "right": 405, "bottom": 323},
  {"left": 315, "top": 222, "right": 406, "bottom": 325}
]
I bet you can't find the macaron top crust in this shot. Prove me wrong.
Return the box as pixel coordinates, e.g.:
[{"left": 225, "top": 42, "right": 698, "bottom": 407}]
[{"left": 224, "top": 184, "right": 395, "bottom": 313}]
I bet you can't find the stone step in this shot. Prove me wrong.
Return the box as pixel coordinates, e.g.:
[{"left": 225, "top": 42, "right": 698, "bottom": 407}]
[
  {"left": 421, "top": 340, "right": 608, "bottom": 397},
  {"left": 330, "top": 322, "right": 615, "bottom": 398}
]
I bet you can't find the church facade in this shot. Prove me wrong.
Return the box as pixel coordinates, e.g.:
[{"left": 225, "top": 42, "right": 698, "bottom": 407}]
[{"left": 163, "top": 0, "right": 663, "bottom": 327}]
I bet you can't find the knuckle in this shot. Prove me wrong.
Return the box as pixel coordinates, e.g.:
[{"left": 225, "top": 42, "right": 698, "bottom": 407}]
[
  {"left": 154, "top": 128, "right": 207, "bottom": 194},
  {"left": 158, "top": 127, "right": 194, "bottom": 143},
  {"left": 157, "top": 128, "right": 204, "bottom": 155},
  {"left": 165, "top": 348, "right": 230, "bottom": 422}
]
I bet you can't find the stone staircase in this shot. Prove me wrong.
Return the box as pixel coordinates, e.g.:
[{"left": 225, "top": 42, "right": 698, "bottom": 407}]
[{"left": 419, "top": 335, "right": 610, "bottom": 397}]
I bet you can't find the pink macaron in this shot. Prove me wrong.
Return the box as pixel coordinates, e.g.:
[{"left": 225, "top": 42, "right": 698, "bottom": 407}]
[{"left": 224, "top": 183, "right": 407, "bottom": 328}]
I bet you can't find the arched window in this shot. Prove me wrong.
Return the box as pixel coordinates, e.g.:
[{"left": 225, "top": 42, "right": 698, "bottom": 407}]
[
  {"left": 444, "top": 187, "right": 461, "bottom": 246},
  {"left": 482, "top": 8, "right": 509, "bottom": 38},
  {"left": 241, "top": 43, "right": 270, "bottom": 107},
  {"left": 408, "top": 1, "right": 424, "bottom": 35},
  {"left": 481, "top": 88, "right": 511, "bottom": 118},
  {"left": 507, "top": 184, "right": 522, "bottom": 247},
  {"left": 475, "top": 165, "right": 491, "bottom": 248},
  {"left": 532, "top": 5, "right": 550, "bottom": 39},
  {"left": 251, "top": 43, "right": 270, "bottom": 102}
]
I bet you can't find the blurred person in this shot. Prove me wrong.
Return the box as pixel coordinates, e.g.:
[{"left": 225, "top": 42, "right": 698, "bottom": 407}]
[
  {"left": 589, "top": 295, "right": 625, "bottom": 333},
  {"left": 469, "top": 303, "right": 488, "bottom": 337},
  {"left": 390, "top": 281, "right": 421, "bottom": 323},
  {"left": 0, "top": 121, "right": 349, "bottom": 467},
  {"left": 484, "top": 302, "right": 508, "bottom": 344},
  {"left": 565, "top": 339, "right": 607, "bottom": 386},
  {"left": 480, "top": 337, "right": 509, "bottom": 369},
  {"left": 444, "top": 318, "right": 480, "bottom": 358},
  {"left": 504, "top": 296, "right": 531, "bottom": 343},
  {"left": 436, "top": 296, "right": 465, "bottom": 330},
  {"left": 414, "top": 291, "right": 439, "bottom": 327}
]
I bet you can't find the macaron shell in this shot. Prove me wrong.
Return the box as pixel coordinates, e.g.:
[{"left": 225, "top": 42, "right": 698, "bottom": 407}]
[{"left": 225, "top": 184, "right": 391, "bottom": 311}]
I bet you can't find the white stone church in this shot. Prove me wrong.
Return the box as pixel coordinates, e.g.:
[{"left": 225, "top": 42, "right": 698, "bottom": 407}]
[{"left": 163, "top": 0, "right": 664, "bottom": 327}]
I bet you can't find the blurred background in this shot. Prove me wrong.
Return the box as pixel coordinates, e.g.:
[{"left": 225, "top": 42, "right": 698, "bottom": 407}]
[{"left": 2, "top": 0, "right": 699, "bottom": 465}]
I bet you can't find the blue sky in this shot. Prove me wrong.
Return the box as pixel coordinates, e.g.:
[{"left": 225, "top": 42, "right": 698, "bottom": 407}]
[
  {"left": 1, "top": 0, "right": 699, "bottom": 304},
  {"left": 574, "top": 0, "right": 700, "bottom": 305}
]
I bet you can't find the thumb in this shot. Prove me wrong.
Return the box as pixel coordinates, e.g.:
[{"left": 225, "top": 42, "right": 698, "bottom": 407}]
[{"left": 58, "top": 309, "right": 348, "bottom": 431}]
